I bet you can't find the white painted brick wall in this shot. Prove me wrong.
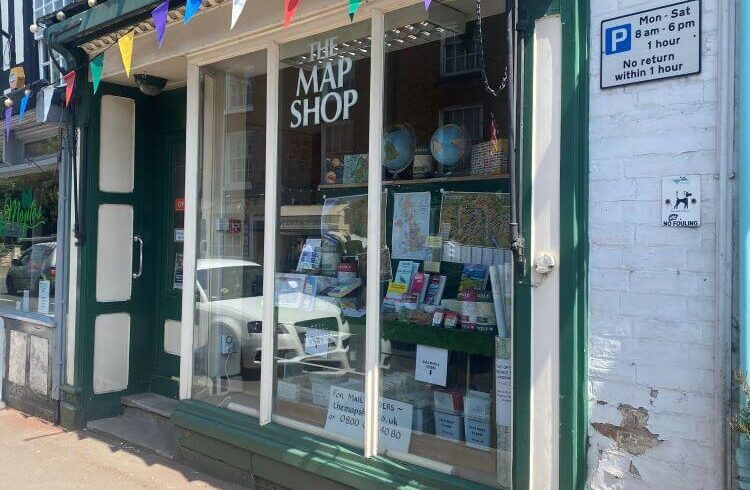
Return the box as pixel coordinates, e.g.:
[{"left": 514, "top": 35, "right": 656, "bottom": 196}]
[{"left": 587, "top": 0, "right": 724, "bottom": 488}]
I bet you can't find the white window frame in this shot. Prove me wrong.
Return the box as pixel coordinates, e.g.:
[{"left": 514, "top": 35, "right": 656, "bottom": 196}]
[{"left": 181, "top": 0, "right": 515, "bottom": 470}]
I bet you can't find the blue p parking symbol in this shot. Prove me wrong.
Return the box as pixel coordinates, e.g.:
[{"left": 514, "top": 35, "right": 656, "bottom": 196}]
[{"left": 605, "top": 24, "right": 631, "bottom": 55}]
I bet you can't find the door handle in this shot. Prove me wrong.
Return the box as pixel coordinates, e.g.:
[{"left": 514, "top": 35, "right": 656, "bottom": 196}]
[{"left": 133, "top": 235, "right": 143, "bottom": 279}]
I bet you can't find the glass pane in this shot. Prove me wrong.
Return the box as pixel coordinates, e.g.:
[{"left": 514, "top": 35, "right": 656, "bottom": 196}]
[
  {"left": 192, "top": 50, "right": 267, "bottom": 414},
  {"left": 379, "top": 2, "right": 512, "bottom": 487},
  {"left": 273, "top": 20, "right": 372, "bottom": 446},
  {"left": 0, "top": 171, "right": 59, "bottom": 317}
]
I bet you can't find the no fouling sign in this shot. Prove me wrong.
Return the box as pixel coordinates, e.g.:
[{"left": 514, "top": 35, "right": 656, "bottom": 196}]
[{"left": 601, "top": 0, "right": 700, "bottom": 89}]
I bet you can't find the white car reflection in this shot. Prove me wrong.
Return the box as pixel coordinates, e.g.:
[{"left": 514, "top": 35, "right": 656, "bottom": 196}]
[{"left": 194, "top": 259, "right": 353, "bottom": 381}]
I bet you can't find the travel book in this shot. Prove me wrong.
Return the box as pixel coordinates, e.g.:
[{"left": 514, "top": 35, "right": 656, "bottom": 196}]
[
  {"left": 297, "top": 238, "right": 322, "bottom": 271},
  {"left": 459, "top": 264, "right": 489, "bottom": 292},
  {"left": 324, "top": 278, "right": 362, "bottom": 298},
  {"left": 386, "top": 261, "right": 415, "bottom": 300},
  {"left": 423, "top": 275, "right": 446, "bottom": 306}
]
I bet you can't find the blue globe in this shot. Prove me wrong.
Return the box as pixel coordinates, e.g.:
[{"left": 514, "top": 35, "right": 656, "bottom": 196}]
[
  {"left": 430, "top": 124, "right": 469, "bottom": 169},
  {"left": 382, "top": 124, "right": 415, "bottom": 173}
]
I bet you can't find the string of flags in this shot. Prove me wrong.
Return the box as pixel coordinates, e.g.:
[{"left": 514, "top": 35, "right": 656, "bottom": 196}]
[{"left": 7, "top": 0, "right": 439, "bottom": 139}]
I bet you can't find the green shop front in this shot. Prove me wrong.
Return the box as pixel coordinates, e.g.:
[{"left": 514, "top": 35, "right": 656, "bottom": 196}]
[{"left": 45, "top": 0, "right": 588, "bottom": 488}]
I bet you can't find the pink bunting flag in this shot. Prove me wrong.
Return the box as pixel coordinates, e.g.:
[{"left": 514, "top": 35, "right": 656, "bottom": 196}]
[
  {"left": 284, "top": 0, "right": 300, "bottom": 27},
  {"left": 152, "top": 0, "right": 169, "bottom": 47},
  {"left": 64, "top": 71, "right": 76, "bottom": 107},
  {"left": 4, "top": 107, "right": 10, "bottom": 140}
]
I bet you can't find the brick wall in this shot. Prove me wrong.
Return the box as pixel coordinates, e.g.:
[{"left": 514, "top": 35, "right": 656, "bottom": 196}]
[{"left": 587, "top": 1, "right": 726, "bottom": 488}]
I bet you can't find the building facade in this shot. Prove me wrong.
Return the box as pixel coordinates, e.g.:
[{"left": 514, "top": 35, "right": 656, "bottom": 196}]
[{"left": 0, "top": 0, "right": 732, "bottom": 489}]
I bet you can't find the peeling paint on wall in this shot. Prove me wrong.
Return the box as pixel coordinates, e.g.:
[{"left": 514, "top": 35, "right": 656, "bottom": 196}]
[{"left": 591, "top": 404, "right": 663, "bottom": 456}]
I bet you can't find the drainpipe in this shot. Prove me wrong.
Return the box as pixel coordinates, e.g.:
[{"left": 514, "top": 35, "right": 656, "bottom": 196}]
[{"left": 739, "top": 1, "right": 750, "bottom": 488}]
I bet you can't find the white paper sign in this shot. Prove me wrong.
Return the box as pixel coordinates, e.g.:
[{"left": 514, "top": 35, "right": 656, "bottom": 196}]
[
  {"left": 414, "top": 345, "right": 448, "bottom": 387},
  {"left": 661, "top": 174, "right": 701, "bottom": 227},
  {"left": 495, "top": 357, "right": 512, "bottom": 426},
  {"left": 304, "top": 328, "right": 330, "bottom": 356},
  {"left": 601, "top": 0, "right": 700, "bottom": 88},
  {"left": 174, "top": 228, "right": 185, "bottom": 242},
  {"left": 37, "top": 280, "right": 50, "bottom": 315},
  {"left": 277, "top": 380, "right": 300, "bottom": 402},
  {"left": 324, "top": 386, "right": 413, "bottom": 453}
]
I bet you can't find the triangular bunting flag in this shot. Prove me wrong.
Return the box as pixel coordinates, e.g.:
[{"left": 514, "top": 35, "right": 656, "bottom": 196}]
[
  {"left": 231, "top": 0, "right": 247, "bottom": 29},
  {"left": 348, "top": 0, "right": 361, "bottom": 20},
  {"left": 184, "top": 0, "right": 201, "bottom": 25},
  {"left": 284, "top": 0, "right": 300, "bottom": 27},
  {"left": 152, "top": 0, "right": 169, "bottom": 47},
  {"left": 19, "top": 94, "right": 29, "bottom": 122},
  {"left": 42, "top": 86, "right": 54, "bottom": 122},
  {"left": 5, "top": 107, "right": 11, "bottom": 140},
  {"left": 64, "top": 71, "right": 76, "bottom": 107},
  {"left": 424, "top": 0, "right": 431, "bottom": 10},
  {"left": 118, "top": 31, "right": 135, "bottom": 78},
  {"left": 90, "top": 54, "right": 104, "bottom": 94}
]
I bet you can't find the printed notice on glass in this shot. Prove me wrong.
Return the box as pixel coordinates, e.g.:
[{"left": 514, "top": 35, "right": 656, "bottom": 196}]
[
  {"left": 304, "top": 327, "right": 329, "bottom": 356},
  {"left": 495, "top": 337, "right": 512, "bottom": 426},
  {"left": 414, "top": 345, "right": 448, "bottom": 387},
  {"left": 324, "top": 386, "right": 413, "bottom": 453},
  {"left": 37, "top": 280, "right": 50, "bottom": 315},
  {"left": 601, "top": 0, "right": 700, "bottom": 88}
]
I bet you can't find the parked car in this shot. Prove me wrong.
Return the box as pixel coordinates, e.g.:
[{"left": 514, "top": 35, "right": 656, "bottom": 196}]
[
  {"left": 194, "top": 258, "right": 353, "bottom": 381},
  {"left": 6, "top": 242, "right": 56, "bottom": 296}
]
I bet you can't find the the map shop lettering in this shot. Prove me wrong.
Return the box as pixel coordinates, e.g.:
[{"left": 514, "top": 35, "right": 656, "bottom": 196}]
[{"left": 290, "top": 37, "right": 358, "bottom": 128}]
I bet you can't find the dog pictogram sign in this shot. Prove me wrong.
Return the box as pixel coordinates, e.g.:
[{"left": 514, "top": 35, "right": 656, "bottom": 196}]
[{"left": 662, "top": 175, "right": 700, "bottom": 227}]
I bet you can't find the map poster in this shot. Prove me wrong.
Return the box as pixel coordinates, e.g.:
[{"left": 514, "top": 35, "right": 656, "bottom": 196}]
[
  {"left": 439, "top": 192, "right": 511, "bottom": 248},
  {"left": 392, "top": 192, "right": 431, "bottom": 260}
]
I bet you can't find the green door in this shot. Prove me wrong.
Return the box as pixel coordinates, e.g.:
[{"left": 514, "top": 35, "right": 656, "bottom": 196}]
[{"left": 77, "top": 83, "right": 161, "bottom": 420}]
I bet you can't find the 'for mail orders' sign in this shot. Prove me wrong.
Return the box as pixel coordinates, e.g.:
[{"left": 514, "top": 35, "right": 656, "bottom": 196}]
[{"left": 601, "top": 0, "right": 700, "bottom": 89}]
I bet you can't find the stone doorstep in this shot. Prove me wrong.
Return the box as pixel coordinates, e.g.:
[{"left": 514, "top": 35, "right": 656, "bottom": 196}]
[{"left": 85, "top": 393, "right": 178, "bottom": 459}]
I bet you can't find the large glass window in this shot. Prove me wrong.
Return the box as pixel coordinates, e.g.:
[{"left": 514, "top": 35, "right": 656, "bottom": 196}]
[
  {"left": 192, "top": 50, "right": 267, "bottom": 413},
  {"left": 0, "top": 171, "right": 60, "bottom": 317},
  {"left": 191, "top": 2, "right": 513, "bottom": 485},
  {"left": 272, "top": 20, "right": 372, "bottom": 443},
  {"left": 378, "top": 2, "right": 511, "bottom": 487}
]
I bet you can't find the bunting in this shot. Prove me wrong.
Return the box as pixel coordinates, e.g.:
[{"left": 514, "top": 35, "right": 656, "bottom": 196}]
[
  {"left": 118, "top": 31, "right": 135, "bottom": 77},
  {"left": 348, "top": 0, "right": 361, "bottom": 20},
  {"left": 153, "top": 0, "right": 169, "bottom": 47},
  {"left": 4, "top": 107, "right": 10, "bottom": 140},
  {"left": 90, "top": 54, "right": 104, "bottom": 94},
  {"left": 424, "top": 0, "right": 431, "bottom": 10},
  {"left": 231, "top": 0, "right": 247, "bottom": 29},
  {"left": 41, "top": 86, "right": 54, "bottom": 123},
  {"left": 19, "top": 94, "right": 29, "bottom": 122},
  {"left": 284, "top": 0, "right": 300, "bottom": 27},
  {"left": 184, "top": 0, "right": 201, "bottom": 25},
  {"left": 64, "top": 71, "right": 77, "bottom": 107}
]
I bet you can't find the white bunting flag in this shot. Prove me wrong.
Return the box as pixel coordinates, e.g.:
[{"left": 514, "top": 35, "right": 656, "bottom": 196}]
[
  {"left": 42, "top": 85, "right": 55, "bottom": 122},
  {"left": 231, "top": 0, "right": 247, "bottom": 29}
]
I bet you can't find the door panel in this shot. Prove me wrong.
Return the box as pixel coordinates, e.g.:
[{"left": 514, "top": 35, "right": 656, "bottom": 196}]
[
  {"left": 99, "top": 96, "right": 135, "bottom": 193},
  {"left": 93, "top": 312, "right": 131, "bottom": 394},
  {"left": 95, "top": 204, "right": 134, "bottom": 302}
]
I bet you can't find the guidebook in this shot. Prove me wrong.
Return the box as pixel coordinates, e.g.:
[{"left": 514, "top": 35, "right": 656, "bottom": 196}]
[
  {"left": 386, "top": 261, "right": 415, "bottom": 300},
  {"left": 459, "top": 264, "right": 489, "bottom": 292}
]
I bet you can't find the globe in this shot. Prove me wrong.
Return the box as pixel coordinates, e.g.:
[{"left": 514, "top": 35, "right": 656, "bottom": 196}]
[
  {"left": 430, "top": 124, "right": 469, "bottom": 170},
  {"left": 382, "top": 124, "right": 415, "bottom": 174}
]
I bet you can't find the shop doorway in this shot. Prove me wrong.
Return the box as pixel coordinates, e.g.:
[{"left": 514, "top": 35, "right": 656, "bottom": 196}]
[{"left": 76, "top": 84, "right": 185, "bottom": 421}]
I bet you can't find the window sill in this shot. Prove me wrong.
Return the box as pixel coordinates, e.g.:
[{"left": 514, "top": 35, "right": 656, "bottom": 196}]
[
  {"left": 172, "top": 399, "right": 496, "bottom": 490},
  {"left": 0, "top": 308, "right": 56, "bottom": 327}
]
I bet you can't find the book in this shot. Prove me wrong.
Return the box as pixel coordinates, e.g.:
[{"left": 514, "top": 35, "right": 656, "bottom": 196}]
[
  {"left": 423, "top": 275, "right": 446, "bottom": 306},
  {"left": 409, "top": 272, "right": 426, "bottom": 296},
  {"left": 457, "top": 290, "right": 496, "bottom": 333},
  {"left": 343, "top": 154, "right": 368, "bottom": 184},
  {"left": 444, "top": 311, "right": 459, "bottom": 329},
  {"left": 386, "top": 261, "right": 415, "bottom": 300},
  {"left": 324, "top": 278, "right": 362, "bottom": 298},
  {"left": 489, "top": 265, "right": 510, "bottom": 337},
  {"left": 300, "top": 275, "right": 319, "bottom": 310},
  {"left": 417, "top": 273, "right": 430, "bottom": 304},
  {"left": 424, "top": 235, "right": 443, "bottom": 273},
  {"left": 297, "top": 238, "right": 322, "bottom": 271},
  {"left": 459, "top": 264, "right": 489, "bottom": 292},
  {"left": 275, "top": 273, "right": 307, "bottom": 308},
  {"left": 322, "top": 156, "right": 344, "bottom": 184}
]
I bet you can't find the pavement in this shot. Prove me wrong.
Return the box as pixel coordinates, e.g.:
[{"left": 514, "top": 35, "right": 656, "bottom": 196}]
[{"left": 0, "top": 408, "right": 245, "bottom": 489}]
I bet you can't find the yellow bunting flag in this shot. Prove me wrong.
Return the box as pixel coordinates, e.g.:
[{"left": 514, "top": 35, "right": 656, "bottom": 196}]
[{"left": 118, "top": 31, "right": 135, "bottom": 78}]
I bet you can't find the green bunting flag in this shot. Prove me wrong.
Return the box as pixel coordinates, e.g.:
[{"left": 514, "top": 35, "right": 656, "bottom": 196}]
[
  {"left": 90, "top": 54, "right": 104, "bottom": 94},
  {"left": 348, "top": 0, "right": 361, "bottom": 20}
]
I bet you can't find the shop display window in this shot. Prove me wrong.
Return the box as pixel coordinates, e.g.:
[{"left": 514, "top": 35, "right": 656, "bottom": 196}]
[
  {"left": 192, "top": 50, "right": 268, "bottom": 412},
  {"left": 191, "top": 1, "right": 512, "bottom": 485},
  {"left": 0, "top": 171, "right": 60, "bottom": 318}
]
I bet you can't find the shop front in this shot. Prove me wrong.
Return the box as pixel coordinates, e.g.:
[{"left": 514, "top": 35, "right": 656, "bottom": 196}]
[{"left": 46, "top": 0, "right": 587, "bottom": 488}]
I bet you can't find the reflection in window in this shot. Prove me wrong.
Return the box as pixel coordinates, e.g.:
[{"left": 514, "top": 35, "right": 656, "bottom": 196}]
[{"left": 192, "top": 51, "right": 267, "bottom": 413}]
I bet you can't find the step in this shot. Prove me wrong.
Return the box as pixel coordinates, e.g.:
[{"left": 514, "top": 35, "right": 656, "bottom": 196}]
[{"left": 86, "top": 393, "right": 178, "bottom": 459}]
